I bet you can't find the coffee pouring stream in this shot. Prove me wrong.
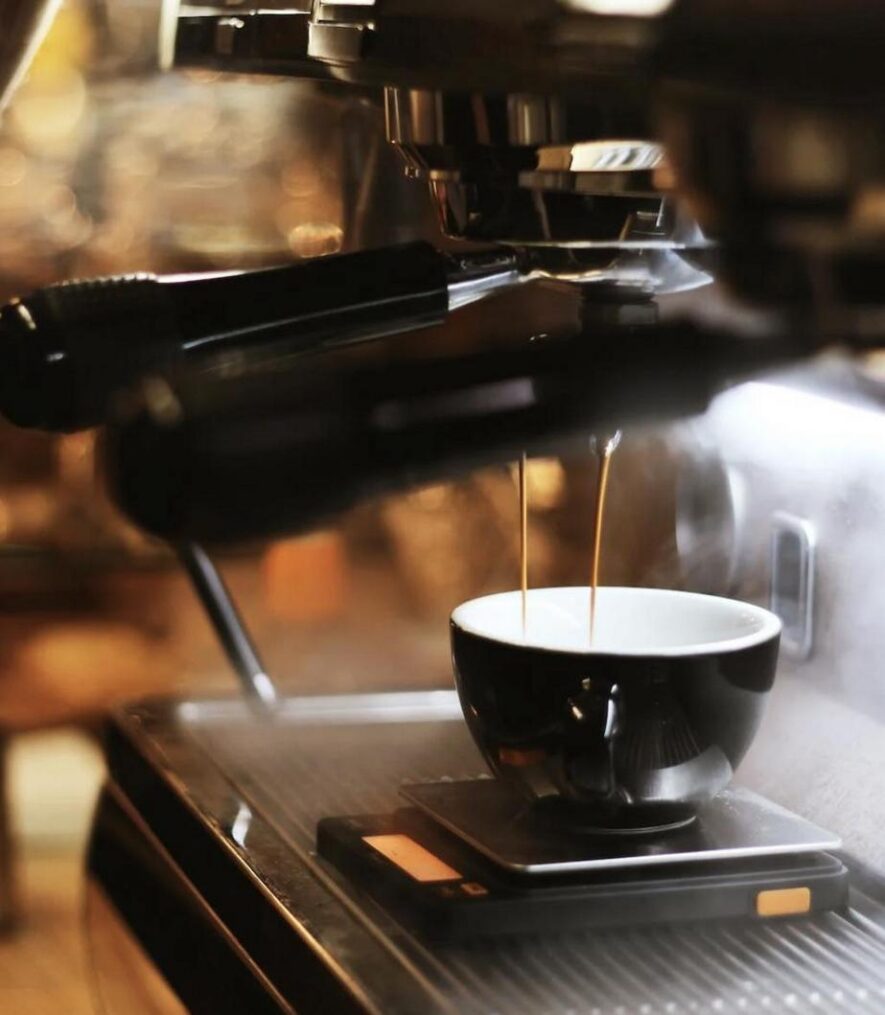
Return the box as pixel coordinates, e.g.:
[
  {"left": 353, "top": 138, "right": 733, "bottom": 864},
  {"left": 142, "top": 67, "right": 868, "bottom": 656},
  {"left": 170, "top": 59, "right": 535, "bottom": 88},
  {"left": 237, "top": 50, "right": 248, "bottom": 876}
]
[
  {"left": 518, "top": 452, "right": 528, "bottom": 636},
  {"left": 518, "top": 429, "right": 622, "bottom": 647},
  {"left": 589, "top": 430, "right": 622, "bottom": 644}
]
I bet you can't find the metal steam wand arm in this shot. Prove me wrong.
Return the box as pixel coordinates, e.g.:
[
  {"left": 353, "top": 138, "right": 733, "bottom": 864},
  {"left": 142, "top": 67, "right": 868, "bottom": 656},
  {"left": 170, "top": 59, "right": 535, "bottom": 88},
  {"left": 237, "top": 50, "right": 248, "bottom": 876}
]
[{"left": 176, "top": 541, "right": 278, "bottom": 710}]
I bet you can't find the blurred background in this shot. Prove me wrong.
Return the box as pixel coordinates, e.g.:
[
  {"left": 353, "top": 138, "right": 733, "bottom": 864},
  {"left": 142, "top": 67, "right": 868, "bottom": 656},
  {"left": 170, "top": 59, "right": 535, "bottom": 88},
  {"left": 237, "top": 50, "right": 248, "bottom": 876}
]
[{"left": 0, "top": 1, "right": 682, "bottom": 1008}]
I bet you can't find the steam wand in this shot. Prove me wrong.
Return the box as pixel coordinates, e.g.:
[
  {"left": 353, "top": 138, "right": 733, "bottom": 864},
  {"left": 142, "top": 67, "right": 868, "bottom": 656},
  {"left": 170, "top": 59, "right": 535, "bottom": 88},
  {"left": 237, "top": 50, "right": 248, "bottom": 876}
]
[{"left": 176, "top": 541, "right": 278, "bottom": 711}]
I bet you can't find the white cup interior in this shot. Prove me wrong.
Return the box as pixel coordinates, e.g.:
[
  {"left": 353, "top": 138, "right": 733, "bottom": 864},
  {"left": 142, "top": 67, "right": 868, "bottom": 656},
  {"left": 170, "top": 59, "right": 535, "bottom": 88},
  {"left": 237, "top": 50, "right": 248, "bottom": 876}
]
[{"left": 451, "top": 586, "right": 781, "bottom": 656}]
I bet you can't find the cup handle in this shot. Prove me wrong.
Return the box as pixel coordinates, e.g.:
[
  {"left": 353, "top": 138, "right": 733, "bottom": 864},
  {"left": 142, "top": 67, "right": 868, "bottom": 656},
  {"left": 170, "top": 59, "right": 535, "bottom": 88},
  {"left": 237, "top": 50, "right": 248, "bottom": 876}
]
[
  {"left": 565, "top": 679, "right": 622, "bottom": 799},
  {"left": 571, "top": 678, "right": 621, "bottom": 740}
]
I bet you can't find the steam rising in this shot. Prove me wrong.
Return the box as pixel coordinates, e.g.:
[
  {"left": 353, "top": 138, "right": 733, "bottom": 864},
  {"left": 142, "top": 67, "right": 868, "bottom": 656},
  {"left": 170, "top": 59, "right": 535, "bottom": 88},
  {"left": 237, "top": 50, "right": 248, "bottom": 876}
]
[{"left": 690, "top": 370, "right": 885, "bottom": 867}]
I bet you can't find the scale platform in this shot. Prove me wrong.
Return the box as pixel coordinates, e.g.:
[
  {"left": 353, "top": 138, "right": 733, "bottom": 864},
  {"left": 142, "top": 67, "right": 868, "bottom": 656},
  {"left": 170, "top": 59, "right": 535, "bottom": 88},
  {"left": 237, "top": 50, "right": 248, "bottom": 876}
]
[
  {"left": 401, "top": 778, "right": 843, "bottom": 874},
  {"left": 317, "top": 778, "right": 848, "bottom": 940}
]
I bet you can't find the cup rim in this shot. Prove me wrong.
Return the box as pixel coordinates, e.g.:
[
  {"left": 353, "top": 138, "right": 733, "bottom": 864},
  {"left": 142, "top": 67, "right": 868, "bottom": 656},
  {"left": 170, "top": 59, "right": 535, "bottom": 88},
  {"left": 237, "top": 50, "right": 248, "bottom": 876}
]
[{"left": 450, "top": 586, "right": 782, "bottom": 658}]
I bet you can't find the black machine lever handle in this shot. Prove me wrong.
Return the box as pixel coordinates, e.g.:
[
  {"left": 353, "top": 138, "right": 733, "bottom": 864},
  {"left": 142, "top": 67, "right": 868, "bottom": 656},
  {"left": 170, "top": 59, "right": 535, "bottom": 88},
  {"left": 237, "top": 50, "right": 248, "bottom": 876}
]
[{"left": 0, "top": 241, "right": 470, "bottom": 432}]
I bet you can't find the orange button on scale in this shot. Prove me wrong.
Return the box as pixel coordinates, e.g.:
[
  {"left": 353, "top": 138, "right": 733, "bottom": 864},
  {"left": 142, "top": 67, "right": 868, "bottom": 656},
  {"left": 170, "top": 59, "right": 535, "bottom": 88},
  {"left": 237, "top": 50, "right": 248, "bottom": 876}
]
[{"left": 756, "top": 887, "right": 812, "bottom": 918}]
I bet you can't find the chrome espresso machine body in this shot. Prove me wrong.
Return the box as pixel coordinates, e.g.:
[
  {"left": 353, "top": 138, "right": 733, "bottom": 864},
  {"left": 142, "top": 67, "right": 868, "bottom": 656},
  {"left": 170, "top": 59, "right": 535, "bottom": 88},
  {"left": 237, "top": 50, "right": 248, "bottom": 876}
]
[{"left": 5, "top": 1, "right": 885, "bottom": 1012}]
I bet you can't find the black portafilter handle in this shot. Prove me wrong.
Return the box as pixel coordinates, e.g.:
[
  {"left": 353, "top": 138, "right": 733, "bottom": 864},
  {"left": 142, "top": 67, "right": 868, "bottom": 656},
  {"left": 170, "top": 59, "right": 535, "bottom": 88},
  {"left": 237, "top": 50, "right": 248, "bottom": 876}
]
[
  {"left": 0, "top": 241, "right": 453, "bottom": 432},
  {"left": 103, "top": 318, "right": 810, "bottom": 545}
]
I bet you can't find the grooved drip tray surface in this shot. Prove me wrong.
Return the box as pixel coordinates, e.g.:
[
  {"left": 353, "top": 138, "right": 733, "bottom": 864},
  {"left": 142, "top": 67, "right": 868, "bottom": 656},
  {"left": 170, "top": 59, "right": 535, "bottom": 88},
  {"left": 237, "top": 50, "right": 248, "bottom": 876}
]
[{"left": 124, "top": 693, "right": 885, "bottom": 1014}]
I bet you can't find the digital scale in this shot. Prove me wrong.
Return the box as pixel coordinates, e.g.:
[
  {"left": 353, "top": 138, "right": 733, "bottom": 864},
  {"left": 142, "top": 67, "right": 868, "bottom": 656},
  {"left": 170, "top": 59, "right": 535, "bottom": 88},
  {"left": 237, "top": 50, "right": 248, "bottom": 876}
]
[{"left": 318, "top": 778, "right": 848, "bottom": 940}]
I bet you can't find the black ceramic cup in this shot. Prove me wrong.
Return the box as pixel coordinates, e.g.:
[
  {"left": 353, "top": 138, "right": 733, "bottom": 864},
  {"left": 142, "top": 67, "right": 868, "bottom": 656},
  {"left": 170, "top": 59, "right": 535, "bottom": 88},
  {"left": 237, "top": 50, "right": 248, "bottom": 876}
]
[{"left": 450, "top": 587, "right": 781, "bottom": 833}]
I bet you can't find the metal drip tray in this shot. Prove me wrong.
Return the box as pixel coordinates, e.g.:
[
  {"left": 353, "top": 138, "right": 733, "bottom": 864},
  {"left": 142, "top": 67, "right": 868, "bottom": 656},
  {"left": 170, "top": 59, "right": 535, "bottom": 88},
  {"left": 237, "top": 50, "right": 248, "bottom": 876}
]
[{"left": 92, "top": 691, "right": 885, "bottom": 1014}]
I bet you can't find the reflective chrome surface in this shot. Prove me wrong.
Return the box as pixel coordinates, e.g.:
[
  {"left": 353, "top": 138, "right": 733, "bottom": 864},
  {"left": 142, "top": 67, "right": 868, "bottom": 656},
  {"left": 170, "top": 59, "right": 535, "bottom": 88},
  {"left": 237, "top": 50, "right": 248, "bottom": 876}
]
[
  {"left": 533, "top": 139, "right": 664, "bottom": 175},
  {"left": 163, "top": 0, "right": 885, "bottom": 334},
  {"left": 383, "top": 87, "right": 712, "bottom": 292},
  {"left": 446, "top": 266, "right": 524, "bottom": 313}
]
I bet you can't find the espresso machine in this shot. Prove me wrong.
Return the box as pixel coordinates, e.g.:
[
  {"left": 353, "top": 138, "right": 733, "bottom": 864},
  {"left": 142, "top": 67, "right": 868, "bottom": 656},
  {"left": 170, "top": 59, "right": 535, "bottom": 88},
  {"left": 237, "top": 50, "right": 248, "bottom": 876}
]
[{"left": 6, "top": 1, "right": 885, "bottom": 1012}]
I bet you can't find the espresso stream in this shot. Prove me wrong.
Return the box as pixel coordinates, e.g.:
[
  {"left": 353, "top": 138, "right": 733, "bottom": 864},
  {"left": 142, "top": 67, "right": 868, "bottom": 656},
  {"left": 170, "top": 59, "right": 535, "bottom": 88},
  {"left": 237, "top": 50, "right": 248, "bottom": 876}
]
[
  {"left": 519, "top": 452, "right": 528, "bottom": 633},
  {"left": 517, "top": 433, "right": 621, "bottom": 643},
  {"left": 589, "top": 431, "right": 621, "bottom": 643}
]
